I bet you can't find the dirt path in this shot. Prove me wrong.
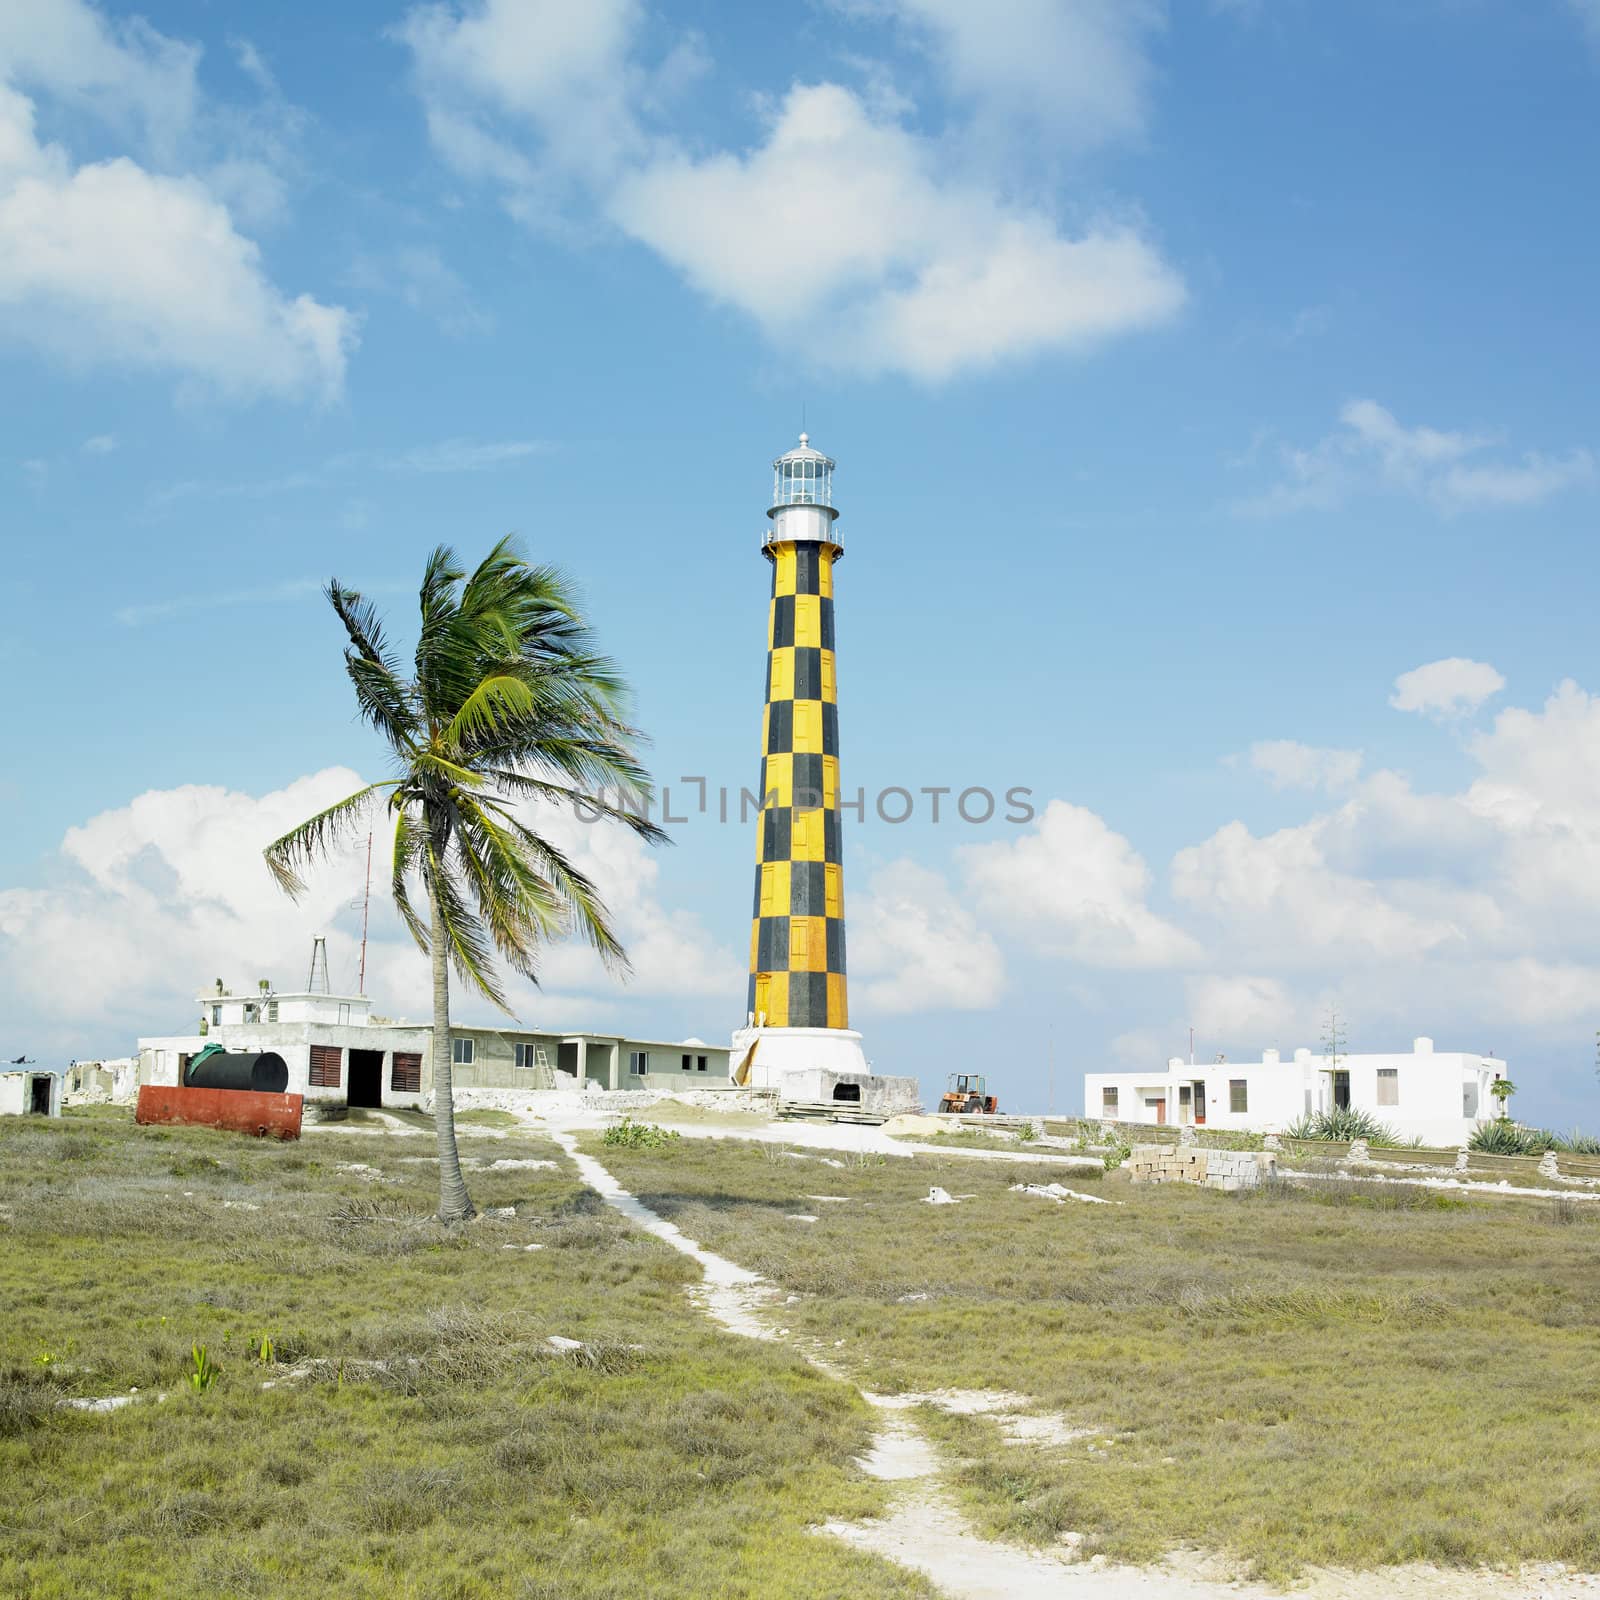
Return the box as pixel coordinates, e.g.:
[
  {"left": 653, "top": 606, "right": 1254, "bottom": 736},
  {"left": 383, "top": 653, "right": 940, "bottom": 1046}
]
[{"left": 546, "top": 1129, "right": 1596, "bottom": 1600}]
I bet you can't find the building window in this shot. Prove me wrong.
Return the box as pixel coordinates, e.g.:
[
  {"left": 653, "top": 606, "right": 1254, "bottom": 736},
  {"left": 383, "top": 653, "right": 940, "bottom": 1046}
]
[
  {"left": 1376, "top": 1068, "right": 1399, "bottom": 1106},
  {"left": 391, "top": 1052, "right": 422, "bottom": 1093},
  {"left": 1229, "top": 1079, "right": 1248, "bottom": 1114},
  {"left": 681, "top": 1053, "right": 692, "bottom": 1072},
  {"left": 629, "top": 1050, "right": 649, "bottom": 1076},
  {"left": 697, "top": 1055, "right": 708, "bottom": 1073},
  {"left": 244, "top": 1003, "right": 259, "bottom": 1024},
  {"left": 338, "top": 1003, "right": 351, "bottom": 1026},
  {"left": 1463, "top": 1082, "right": 1479, "bottom": 1118},
  {"left": 452, "top": 1038, "right": 474, "bottom": 1066},
  {"left": 266, "top": 1001, "right": 278, "bottom": 1022},
  {"left": 211, "top": 1005, "right": 222, "bottom": 1026},
  {"left": 1102, "top": 1087, "right": 1119, "bottom": 1116},
  {"left": 309, "top": 1044, "right": 343, "bottom": 1088},
  {"left": 515, "top": 1042, "right": 540, "bottom": 1070}
]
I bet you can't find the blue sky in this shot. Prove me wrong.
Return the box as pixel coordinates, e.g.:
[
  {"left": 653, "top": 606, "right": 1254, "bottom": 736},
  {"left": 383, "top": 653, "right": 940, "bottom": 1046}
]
[{"left": 3, "top": 0, "right": 1599, "bottom": 1127}]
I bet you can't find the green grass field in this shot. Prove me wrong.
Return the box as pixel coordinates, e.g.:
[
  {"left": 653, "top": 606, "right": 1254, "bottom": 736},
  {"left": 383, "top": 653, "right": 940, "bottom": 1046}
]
[
  {"left": 0, "top": 1113, "right": 934, "bottom": 1600},
  {"left": 594, "top": 1133, "right": 1600, "bottom": 1583}
]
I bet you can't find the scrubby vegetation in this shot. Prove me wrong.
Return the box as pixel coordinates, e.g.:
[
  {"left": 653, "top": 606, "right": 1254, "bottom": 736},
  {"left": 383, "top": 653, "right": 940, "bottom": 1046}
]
[
  {"left": 601, "top": 1116, "right": 682, "bottom": 1149},
  {"left": 596, "top": 1131, "right": 1600, "bottom": 1584},
  {"left": 0, "top": 1113, "right": 928, "bottom": 1600},
  {"left": 1470, "top": 1120, "right": 1600, "bottom": 1156},
  {"left": 1284, "top": 1106, "right": 1405, "bottom": 1144}
]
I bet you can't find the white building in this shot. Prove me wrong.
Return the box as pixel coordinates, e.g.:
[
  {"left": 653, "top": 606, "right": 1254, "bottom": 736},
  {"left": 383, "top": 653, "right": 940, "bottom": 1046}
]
[
  {"left": 1084, "top": 1037, "right": 1506, "bottom": 1148},
  {"left": 1, "top": 1065, "right": 62, "bottom": 1117},
  {"left": 138, "top": 986, "right": 732, "bottom": 1110}
]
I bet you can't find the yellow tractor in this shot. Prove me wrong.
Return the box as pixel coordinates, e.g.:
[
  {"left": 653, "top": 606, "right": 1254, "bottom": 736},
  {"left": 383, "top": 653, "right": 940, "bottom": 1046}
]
[{"left": 938, "top": 1073, "right": 997, "bottom": 1115}]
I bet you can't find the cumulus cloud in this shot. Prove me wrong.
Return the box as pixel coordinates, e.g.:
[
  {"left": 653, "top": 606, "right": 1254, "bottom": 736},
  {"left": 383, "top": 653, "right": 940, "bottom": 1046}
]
[
  {"left": 0, "top": 3, "right": 355, "bottom": 401},
  {"left": 1166, "top": 678, "right": 1600, "bottom": 1070},
  {"left": 0, "top": 768, "right": 736, "bottom": 1059},
  {"left": 849, "top": 858, "right": 1006, "bottom": 1014},
  {"left": 1390, "top": 657, "right": 1505, "bottom": 719},
  {"left": 398, "top": 0, "right": 1183, "bottom": 381},
  {"left": 1249, "top": 740, "right": 1362, "bottom": 792},
  {"left": 612, "top": 84, "right": 1183, "bottom": 381},
  {"left": 1238, "top": 398, "right": 1594, "bottom": 516},
  {"left": 0, "top": 0, "right": 199, "bottom": 160},
  {"left": 961, "top": 799, "right": 1200, "bottom": 969},
  {"left": 1183, "top": 974, "right": 1296, "bottom": 1041},
  {"left": 847, "top": 0, "right": 1163, "bottom": 149}
]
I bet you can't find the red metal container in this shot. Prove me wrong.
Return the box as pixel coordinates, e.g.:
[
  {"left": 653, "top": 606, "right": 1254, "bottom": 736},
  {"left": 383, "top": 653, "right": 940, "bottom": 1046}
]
[{"left": 135, "top": 1084, "right": 303, "bottom": 1140}]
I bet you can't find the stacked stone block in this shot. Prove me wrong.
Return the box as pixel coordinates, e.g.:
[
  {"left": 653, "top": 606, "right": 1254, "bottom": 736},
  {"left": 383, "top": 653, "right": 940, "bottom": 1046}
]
[{"left": 1127, "top": 1145, "right": 1279, "bottom": 1192}]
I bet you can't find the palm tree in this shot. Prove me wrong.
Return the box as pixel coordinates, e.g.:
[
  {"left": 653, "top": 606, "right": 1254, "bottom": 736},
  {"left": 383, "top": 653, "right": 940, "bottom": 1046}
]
[
  {"left": 265, "top": 538, "right": 664, "bottom": 1222},
  {"left": 1490, "top": 1076, "right": 1517, "bottom": 1121}
]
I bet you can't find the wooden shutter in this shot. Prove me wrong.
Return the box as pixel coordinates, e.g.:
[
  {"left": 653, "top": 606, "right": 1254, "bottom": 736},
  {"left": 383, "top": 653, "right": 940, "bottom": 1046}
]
[
  {"left": 309, "top": 1044, "right": 343, "bottom": 1087},
  {"left": 390, "top": 1052, "right": 422, "bottom": 1093}
]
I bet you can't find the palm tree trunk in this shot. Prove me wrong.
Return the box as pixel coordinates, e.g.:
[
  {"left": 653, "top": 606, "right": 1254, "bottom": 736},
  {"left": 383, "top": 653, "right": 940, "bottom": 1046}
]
[{"left": 430, "top": 879, "right": 476, "bottom": 1223}]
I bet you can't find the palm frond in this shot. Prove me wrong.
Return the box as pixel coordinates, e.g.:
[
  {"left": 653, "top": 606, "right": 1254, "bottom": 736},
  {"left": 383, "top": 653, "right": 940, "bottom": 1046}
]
[
  {"left": 423, "top": 837, "right": 507, "bottom": 1010},
  {"left": 490, "top": 804, "right": 630, "bottom": 973},
  {"left": 326, "top": 583, "right": 417, "bottom": 748},
  {"left": 442, "top": 673, "right": 537, "bottom": 749},
  {"left": 263, "top": 783, "right": 393, "bottom": 897},
  {"left": 390, "top": 806, "right": 429, "bottom": 953}
]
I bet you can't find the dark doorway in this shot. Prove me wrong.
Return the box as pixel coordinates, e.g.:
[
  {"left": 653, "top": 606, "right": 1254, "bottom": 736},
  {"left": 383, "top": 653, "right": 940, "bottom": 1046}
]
[
  {"left": 1193, "top": 1082, "right": 1207, "bottom": 1125},
  {"left": 29, "top": 1076, "right": 51, "bottom": 1115},
  {"left": 348, "top": 1050, "right": 384, "bottom": 1108},
  {"left": 832, "top": 1082, "right": 862, "bottom": 1103},
  {"left": 1333, "top": 1071, "right": 1351, "bottom": 1110}
]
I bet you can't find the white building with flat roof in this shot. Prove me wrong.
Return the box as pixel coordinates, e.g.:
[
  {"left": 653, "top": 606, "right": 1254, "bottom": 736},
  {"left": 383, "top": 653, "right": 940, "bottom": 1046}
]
[
  {"left": 1084, "top": 1037, "right": 1506, "bottom": 1148},
  {"left": 137, "top": 985, "right": 733, "bottom": 1110}
]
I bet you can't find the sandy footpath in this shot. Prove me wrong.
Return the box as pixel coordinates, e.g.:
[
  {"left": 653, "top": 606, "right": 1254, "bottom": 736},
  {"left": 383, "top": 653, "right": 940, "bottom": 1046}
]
[{"left": 539, "top": 1120, "right": 1597, "bottom": 1600}]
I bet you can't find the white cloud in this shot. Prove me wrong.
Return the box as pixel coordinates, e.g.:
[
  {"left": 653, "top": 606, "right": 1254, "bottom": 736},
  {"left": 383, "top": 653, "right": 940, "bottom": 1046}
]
[
  {"left": 1183, "top": 974, "right": 1296, "bottom": 1041},
  {"left": 853, "top": 0, "right": 1163, "bottom": 148},
  {"left": 1163, "top": 676, "right": 1600, "bottom": 1072},
  {"left": 0, "top": 0, "right": 200, "bottom": 161},
  {"left": 80, "top": 432, "right": 116, "bottom": 454},
  {"left": 399, "top": 3, "right": 1183, "bottom": 381},
  {"left": 850, "top": 858, "right": 1006, "bottom": 1014},
  {"left": 1249, "top": 740, "right": 1362, "bottom": 792},
  {"left": 1389, "top": 657, "right": 1505, "bottom": 718},
  {"left": 961, "top": 799, "right": 1200, "bottom": 969},
  {"left": 612, "top": 84, "right": 1183, "bottom": 381},
  {"left": 396, "top": 0, "right": 649, "bottom": 197},
  {"left": 1239, "top": 398, "right": 1595, "bottom": 516},
  {"left": 0, "top": 6, "right": 354, "bottom": 402},
  {"left": 0, "top": 768, "right": 736, "bottom": 1059}
]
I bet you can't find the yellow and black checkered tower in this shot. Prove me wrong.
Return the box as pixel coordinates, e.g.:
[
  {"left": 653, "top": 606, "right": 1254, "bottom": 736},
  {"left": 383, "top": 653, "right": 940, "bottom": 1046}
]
[{"left": 748, "top": 435, "right": 850, "bottom": 1034}]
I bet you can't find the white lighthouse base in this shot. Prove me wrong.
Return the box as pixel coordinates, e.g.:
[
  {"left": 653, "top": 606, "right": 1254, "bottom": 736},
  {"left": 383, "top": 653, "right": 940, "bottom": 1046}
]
[{"left": 730, "top": 1026, "right": 921, "bottom": 1116}]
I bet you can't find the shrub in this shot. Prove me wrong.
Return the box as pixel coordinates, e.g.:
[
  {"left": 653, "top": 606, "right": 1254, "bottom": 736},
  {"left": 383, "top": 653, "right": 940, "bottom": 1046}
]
[
  {"left": 1553, "top": 1128, "right": 1600, "bottom": 1156},
  {"left": 601, "top": 1117, "right": 680, "bottom": 1150},
  {"left": 1471, "top": 1122, "right": 1600, "bottom": 1156},
  {"left": 1285, "top": 1107, "right": 1402, "bottom": 1145}
]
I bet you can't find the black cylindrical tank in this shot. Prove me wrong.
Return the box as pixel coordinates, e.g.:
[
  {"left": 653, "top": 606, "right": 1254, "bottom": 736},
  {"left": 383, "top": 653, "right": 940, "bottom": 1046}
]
[{"left": 185, "top": 1051, "right": 290, "bottom": 1094}]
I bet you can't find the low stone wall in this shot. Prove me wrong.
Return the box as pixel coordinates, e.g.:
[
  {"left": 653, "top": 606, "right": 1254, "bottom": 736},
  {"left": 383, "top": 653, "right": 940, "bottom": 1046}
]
[
  {"left": 443, "top": 1086, "right": 660, "bottom": 1116},
  {"left": 1127, "top": 1144, "right": 1278, "bottom": 1192}
]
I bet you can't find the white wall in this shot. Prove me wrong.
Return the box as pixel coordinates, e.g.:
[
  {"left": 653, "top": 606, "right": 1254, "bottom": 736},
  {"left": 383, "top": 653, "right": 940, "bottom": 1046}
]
[
  {"left": 1086, "top": 1041, "right": 1503, "bottom": 1147},
  {"left": 0, "top": 1071, "right": 61, "bottom": 1116}
]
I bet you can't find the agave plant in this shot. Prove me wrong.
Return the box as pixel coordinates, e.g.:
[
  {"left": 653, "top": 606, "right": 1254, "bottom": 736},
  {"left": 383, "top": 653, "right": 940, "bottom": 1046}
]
[
  {"left": 1469, "top": 1119, "right": 1534, "bottom": 1155},
  {"left": 1284, "top": 1107, "right": 1402, "bottom": 1145}
]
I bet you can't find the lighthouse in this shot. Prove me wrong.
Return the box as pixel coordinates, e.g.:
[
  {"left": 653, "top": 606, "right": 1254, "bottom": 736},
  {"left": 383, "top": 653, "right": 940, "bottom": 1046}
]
[{"left": 733, "top": 434, "right": 882, "bottom": 1097}]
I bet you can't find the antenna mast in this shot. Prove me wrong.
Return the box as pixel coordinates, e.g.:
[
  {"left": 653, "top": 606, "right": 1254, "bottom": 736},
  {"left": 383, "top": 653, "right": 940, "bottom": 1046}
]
[{"left": 358, "top": 833, "right": 372, "bottom": 995}]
